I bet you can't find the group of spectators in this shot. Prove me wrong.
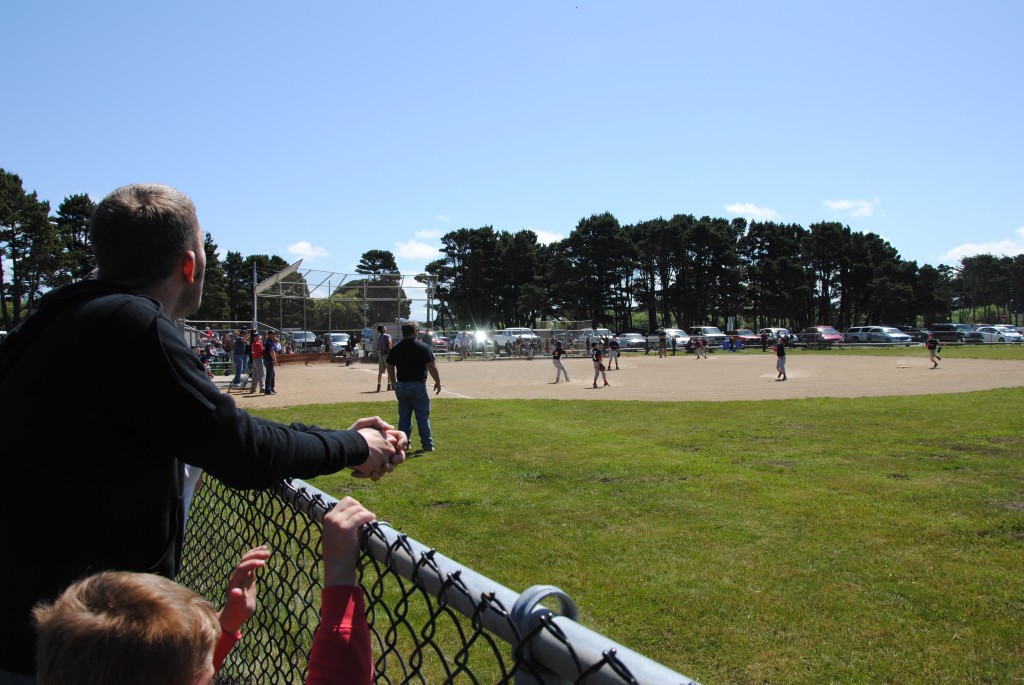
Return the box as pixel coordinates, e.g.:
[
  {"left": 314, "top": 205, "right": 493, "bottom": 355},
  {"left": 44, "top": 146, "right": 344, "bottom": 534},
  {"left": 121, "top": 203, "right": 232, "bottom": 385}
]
[
  {"left": 189, "top": 327, "right": 290, "bottom": 396},
  {"left": 506, "top": 336, "right": 537, "bottom": 359}
]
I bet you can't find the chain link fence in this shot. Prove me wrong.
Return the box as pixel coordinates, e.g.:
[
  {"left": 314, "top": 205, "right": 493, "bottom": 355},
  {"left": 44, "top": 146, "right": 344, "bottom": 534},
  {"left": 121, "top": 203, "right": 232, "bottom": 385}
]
[{"left": 179, "top": 477, "right": 699, "bottom": 685}]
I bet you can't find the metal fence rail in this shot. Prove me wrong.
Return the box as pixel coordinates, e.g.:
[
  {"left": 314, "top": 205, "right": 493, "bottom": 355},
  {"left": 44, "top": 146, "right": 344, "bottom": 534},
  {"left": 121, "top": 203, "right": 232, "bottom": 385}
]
[{"left": 179, "top": 477, "right": 699, "bottom": 685}]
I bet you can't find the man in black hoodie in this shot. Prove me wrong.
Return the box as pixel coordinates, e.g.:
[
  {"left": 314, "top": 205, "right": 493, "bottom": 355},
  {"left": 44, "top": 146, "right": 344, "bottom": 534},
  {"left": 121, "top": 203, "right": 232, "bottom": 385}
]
[{"left": 0, "top": 183, "right": 409, "bottom": 680}]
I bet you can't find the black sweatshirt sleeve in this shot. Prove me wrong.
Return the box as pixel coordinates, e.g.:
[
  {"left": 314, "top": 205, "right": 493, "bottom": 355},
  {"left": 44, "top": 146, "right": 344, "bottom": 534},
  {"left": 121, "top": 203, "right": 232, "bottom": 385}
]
[{"left": 131, "top": 314, "right": 371, "bottom": 489}]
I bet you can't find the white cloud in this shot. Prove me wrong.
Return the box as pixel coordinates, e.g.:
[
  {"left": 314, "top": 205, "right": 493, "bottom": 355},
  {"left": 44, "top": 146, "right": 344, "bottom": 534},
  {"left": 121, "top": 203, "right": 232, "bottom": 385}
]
[
  {"left": 725, "top": 202, "right": 778, "bottom": 220},
  {"left": 533, "top": 229, "right": 564, "bottom": 245},
  {"left": 395, "top": 239, "right": 440, "bottom": 260},
  {"left": 516, "top": 227, "right": 564, "bottom": 245},
  {"left": 823, "top": 197, "right": 880, "bottom": 218},
  {"left": 939, "top": 226, "right": 1024, "bottom": 263},
  {"left": 287, "top": 241, "right": 330, "bottom": 260},
  {"left": 416, "top": 229, "right": 440, "bottom": 239}
]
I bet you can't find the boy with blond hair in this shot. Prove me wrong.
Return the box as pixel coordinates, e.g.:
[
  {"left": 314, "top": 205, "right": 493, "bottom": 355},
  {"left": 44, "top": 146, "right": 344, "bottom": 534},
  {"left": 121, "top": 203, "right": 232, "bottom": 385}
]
[{"left": 33, "top": 498, "right": 376, "bottom": 685}]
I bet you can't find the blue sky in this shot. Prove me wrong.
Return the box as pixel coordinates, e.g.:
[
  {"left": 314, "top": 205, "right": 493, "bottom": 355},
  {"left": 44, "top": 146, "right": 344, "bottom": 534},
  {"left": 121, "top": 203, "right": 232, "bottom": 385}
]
[{"left": 4, "top": 2, "right": 1022, "bottom": 321}]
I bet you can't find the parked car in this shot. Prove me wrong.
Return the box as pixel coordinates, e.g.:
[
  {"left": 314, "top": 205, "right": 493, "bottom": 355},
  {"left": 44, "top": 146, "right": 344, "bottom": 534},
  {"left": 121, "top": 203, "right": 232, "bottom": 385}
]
[
  {"left": 454, "top": 330, "right": 495, "bottom": 355},
  {"left": 897, "top": 326, "right": 931, "bottom": 342},
  {"left": 991, "top": 324, "right": 1024, "bottom": 342},
  {"left": 287, "top": 330, "right": 323, "bottom": 353},
  {"left": 844, "top": 326, "right": 872, "bottom": 343},
  {"left": 725, "top": 329, "right": 761, "bottom": 347},
  {"left": 846, "top": 326, "right": 912, "bottom": 344},
  {"left": 617, "top": 332, "right": 647, "bottom": 351},
  {"left": 417, "top": 330, "right": 449, "bottom": 353},
  {"left": 964, "top": 325, "right": 1024, "bottom": 344},
  {"left": 797, "top": 326, "right": 844, "bottom": 346},
  {"left": 646, "top": 328, "right": 690, "bottom": 350},
  {"left": 324, "top": 332, "right": 351, "bottom": 355},
  {"left": 688, "top": 326, "right": 728, "bottom": 348},
  {"left": 759, "top": 328, "right": 794, "bottom": 345},
  {"left": 867, "top": 326, "right": 913, "bottom": 345},
  {"left": 926, "top": 323, "right": 972, "bottom": 343}
]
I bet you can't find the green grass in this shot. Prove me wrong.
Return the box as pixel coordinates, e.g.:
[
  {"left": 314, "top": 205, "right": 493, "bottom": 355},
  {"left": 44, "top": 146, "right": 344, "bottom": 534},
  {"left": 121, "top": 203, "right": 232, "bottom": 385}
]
[
  {"left": 249, "top": 387, "right": 1024, "bottom": 685},
  {"left": 794, "top": 342, "right": 1024, "bottom": 362}
]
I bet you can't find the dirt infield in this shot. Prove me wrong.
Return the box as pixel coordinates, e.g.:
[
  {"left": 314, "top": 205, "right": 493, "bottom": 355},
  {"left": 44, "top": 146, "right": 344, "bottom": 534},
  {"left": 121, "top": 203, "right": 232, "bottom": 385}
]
[{"left": 225, "top": 349, "right": 1024, "bottom": 408}]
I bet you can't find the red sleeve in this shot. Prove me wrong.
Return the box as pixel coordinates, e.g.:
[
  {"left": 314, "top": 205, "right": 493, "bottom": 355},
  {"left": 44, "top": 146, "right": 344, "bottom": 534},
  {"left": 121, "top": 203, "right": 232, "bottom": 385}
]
[
  {"left": 213, "top": 629, "right": 242, "bottom": 672},
  {"left": 306, "top": 586, "right": 373, "bottom": 685}
]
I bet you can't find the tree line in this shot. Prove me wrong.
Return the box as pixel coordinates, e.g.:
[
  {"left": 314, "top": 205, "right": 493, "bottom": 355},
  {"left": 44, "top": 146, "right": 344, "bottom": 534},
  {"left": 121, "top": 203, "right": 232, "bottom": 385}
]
[
  {"left": 3, "top": 168, "right": 1023, "bottom": 334},
  {"left": 0, "top": 170, "right": 414, "bottom": 332},
  {"left": 425, "top": 213, "right": 1024, "bottom": 333}
]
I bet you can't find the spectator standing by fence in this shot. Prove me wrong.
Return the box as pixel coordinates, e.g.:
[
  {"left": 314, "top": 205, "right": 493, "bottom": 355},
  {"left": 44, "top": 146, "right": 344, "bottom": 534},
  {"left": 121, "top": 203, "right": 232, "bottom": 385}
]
[
  {"left": 249, "top": 332, "right": 266, "bottom": 394},
  {"left": 0, "top": 183, "right": 409, "bottom": 682},
  {"left": 231, "top": 329, "right": 248, "bottom": 386},
  {"left": 263, "top": 330, "right": 278, "bottom": 395}
]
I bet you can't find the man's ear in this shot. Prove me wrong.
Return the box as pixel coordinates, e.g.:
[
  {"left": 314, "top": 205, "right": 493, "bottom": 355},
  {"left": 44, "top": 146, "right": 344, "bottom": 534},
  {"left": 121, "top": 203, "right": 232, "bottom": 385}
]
[{"left": 183, "top": 251, "right": 197, "bottom": 283}]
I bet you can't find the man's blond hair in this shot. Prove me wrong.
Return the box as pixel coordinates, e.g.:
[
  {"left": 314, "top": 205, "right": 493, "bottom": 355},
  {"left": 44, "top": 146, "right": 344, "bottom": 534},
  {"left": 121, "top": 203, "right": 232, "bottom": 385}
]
[{"left": 33, "top": 571, "right": 219, "bottom": 685}]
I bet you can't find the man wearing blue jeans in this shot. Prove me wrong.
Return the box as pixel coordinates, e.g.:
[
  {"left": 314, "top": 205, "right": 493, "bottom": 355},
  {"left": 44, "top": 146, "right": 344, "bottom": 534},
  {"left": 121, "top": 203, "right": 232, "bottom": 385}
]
[
  {"left": 386, "top": 323, "right": 442, "bottom": 452},
  {"left": 230, "top": 329, "right": 248, "bottom": 385}
]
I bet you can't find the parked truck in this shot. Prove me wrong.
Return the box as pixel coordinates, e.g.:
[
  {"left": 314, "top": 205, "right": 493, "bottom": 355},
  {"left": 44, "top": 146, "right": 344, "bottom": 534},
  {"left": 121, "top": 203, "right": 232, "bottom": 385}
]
[
  {"left": 579, "top": 327, "right": 615, "bottom": 349},
  {"left": 926, "top": 322, "right": 973, "bottom": 343},
  {"left": 688, "top": 326, "right": 728, "bottom": 349},
  {"left": 493, "top": 327, "right": 540, "bottom": 356}
]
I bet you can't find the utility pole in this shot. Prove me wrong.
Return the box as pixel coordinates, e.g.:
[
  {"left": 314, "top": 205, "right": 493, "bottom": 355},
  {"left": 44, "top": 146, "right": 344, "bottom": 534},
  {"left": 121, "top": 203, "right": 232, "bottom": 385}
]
[{"left": 251, "top": 262, "right": 257, "bottom": 331}]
